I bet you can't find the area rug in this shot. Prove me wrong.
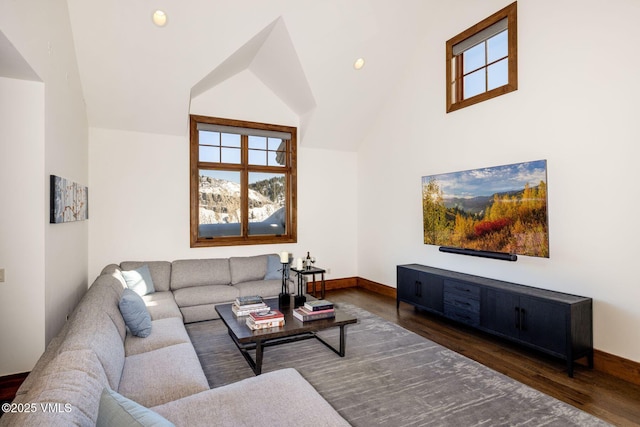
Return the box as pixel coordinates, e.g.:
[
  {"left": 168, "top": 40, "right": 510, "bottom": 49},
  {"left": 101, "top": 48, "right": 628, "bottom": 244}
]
[{"left": 185, "top": 303, "right": 610, "bottom": 426}]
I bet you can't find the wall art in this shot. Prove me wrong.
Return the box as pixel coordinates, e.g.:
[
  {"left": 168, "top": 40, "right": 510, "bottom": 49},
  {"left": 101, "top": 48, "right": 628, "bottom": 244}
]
[{"left": 50, "top": 175, "right": 88, "bottom": 223}]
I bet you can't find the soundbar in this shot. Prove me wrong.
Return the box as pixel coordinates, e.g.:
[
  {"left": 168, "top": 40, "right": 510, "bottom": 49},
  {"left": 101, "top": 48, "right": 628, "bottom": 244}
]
[{"left": 439, "top": 246, "right": 518, "bottom": 261}]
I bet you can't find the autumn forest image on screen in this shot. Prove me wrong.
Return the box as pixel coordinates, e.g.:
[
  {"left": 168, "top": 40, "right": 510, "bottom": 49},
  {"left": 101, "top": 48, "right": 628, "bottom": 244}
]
[{"left": 422, "top": 160, "right": 549, "bottom": 258}]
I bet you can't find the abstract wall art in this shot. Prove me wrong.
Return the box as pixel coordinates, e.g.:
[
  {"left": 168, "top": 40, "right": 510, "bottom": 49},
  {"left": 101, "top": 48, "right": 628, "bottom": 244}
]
[{"left": 50, "top": 175, "right": 88, "bottom": 223}]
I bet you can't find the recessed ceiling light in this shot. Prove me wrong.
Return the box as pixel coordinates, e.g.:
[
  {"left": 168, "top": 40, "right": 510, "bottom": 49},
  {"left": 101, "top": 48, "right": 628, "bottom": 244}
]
[
  {"left": 152, "top": 10, "right": 168, "bottom": 27},
  {"left": 353, "top": 58, "right": 365, "bottom": 70}
]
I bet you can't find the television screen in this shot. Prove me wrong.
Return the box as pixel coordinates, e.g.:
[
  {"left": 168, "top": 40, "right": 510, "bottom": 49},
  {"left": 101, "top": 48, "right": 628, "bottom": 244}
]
[{"left": 422, "top": 160, "right": 549, "bottom": 258}]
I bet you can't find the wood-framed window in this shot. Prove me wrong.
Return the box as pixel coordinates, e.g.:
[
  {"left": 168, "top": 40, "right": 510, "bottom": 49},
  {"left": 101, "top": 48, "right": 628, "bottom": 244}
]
[
  {"left": 189, "top": 115, "right": 297, "bottom": 247},
  {"left": 446, "top": 2, "right": 517, "bottom": 112}
]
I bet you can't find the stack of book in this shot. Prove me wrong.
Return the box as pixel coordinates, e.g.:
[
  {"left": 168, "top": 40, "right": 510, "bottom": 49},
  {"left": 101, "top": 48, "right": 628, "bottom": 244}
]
[
  {"left": 246, "top": 310, "right": 285, "bottom": 330},
  {"left": 232, "top": 295, "right": 269, "bottom": 317},
  {"left": 293, "top": 299, "right": 335, "bottom": 322}
]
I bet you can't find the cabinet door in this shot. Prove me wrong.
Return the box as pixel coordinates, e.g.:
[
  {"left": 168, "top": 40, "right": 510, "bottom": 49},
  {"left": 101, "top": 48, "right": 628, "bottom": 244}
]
[
  {"left": 397, "top": 267, "right": 443, "bottom": 314},
  {"left": 518, "top": 297, "right": 567, "bottom": 356},
  {"left": 397, "top": 267, "right": 422, "bottom": 305},
  {"left": 481, "top": 288, "right": 520, "bottom": 339},
  {"left": 418, "top": 272, "right": 444, "bottom": 314}
]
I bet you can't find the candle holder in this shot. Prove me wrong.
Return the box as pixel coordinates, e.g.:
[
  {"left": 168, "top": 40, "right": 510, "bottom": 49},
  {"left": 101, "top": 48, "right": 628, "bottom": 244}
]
[
  {"left": 279, "top": 261, "right": 290, "bottom": 307},
  {"left": 294, "top": 274, "right": 306, "bottom": 308}
]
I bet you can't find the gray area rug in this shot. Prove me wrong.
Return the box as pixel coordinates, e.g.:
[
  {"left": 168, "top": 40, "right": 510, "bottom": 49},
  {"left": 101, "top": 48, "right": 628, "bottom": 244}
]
[{"left": 185, "top": 303, "right": 610, "bottom": 426}]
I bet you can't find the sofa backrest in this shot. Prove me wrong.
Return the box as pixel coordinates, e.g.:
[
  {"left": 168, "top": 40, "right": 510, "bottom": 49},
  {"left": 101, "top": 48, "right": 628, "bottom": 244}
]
[
  {"left": 3, "top": 349, "right": 110, "bottom": 426},
  {"left": 170, "top": 258, "right": 231, "bottom": 290},
  {"left": 229, "top": 255, "right": 269, "bottom": 284},
  {"left": 57, "top": 273, "right": 127, "bottom": 390},
  {"left": 120, "top": 261, "right": 172, "bottom": 292}
]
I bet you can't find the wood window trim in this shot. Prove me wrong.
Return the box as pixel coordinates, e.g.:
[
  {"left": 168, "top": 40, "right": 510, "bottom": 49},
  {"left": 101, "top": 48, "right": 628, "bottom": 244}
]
[
  {"left": 189, "top": 115, "right": 297, "bottom": 247},
  {"left": 446, "top": 2, "right": 518, "bottom": 113}
]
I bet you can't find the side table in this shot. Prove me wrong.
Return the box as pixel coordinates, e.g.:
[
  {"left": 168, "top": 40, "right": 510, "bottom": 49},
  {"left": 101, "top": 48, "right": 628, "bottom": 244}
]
[{"left": 291, "top": 266, "right": 326, "bottom": 299}]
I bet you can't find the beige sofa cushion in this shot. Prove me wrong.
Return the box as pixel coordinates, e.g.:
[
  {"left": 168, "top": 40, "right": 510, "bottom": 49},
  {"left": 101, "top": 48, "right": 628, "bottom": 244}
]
[
  {"left": 179, "top": 304, "right": 221, "bottom": 323},
  {"left": 60, "top": 310, "right": 125, "bottom": 391},
  {"left": 229, "top": 255, "right": 268, "bottom": 284},
  {"left": 173, "top": 284, "right": 238, "bottom": 308},
  {"left": 87, "top": 273, "right": 128, "bottom": 340},
  {"left": 142, "top": 291, "right": 182, "bottom": 320},
  {"left": 5, "top": 349, "right": 109, "bottom": 426},
  {"left": 118, "top": 343, "right": 209, "bottom": 408},
  {"left": 120, "top": 261, "right": 172, "bottom": 292},
  {"left": 151, "top": 369, "right": 351, "bottom": 427},
  {"left": 124, "top": 317, "right": 191, "bottom": 357},
  {"left": 14, "top": 321, "right": 70, "bottom": 396},
  {"left": 234, "top": 279, "right": 285, "bottom": 298},
  {"left": 14, "top": 272, "right": 125, "bottom": 398},
  {"left": 58, "top": 275, "right": 126, "bottom": 390},
  {"left": 171, "top": 259, "right": 231, "bottom": 289}
]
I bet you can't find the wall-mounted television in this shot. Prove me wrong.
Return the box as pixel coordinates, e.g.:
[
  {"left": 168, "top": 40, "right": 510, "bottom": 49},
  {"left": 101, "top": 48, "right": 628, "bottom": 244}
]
[{"left": 422, "top": 160, "right": 548, "bottom": 259}]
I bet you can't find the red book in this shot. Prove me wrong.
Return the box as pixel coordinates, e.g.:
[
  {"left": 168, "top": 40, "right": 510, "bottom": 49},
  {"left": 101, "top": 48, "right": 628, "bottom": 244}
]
[{"left": 249, "top": 309, "right": 284, "bottom": 323}]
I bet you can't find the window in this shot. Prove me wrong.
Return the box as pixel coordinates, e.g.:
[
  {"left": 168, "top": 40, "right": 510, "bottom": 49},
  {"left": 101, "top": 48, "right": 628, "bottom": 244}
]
[
  {"left": 446, "top": 2, "right": 517, "bottom": 112},
  {"left": 190, "top": 115, "right": 297, "bottom": 247}
]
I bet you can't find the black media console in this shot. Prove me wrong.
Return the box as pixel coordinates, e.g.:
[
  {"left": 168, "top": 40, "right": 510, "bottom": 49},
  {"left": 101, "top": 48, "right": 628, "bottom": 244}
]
[{"left": 397, "top": 264, "right": 593, "bottom": 377}]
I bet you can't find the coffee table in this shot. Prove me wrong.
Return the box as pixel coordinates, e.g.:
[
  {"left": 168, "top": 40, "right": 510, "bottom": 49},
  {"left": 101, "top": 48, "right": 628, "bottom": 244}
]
[{"left": 215, "top": 297, "right": 357, "bottom": 375}]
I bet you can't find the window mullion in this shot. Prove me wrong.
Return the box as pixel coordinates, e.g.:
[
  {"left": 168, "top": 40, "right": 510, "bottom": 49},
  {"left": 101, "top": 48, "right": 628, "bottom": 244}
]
[
  {"left": 456, "top": 55, "right": 464, "bottom": 103},
  {"left": 241, "top": 134, "right": 249, "bottom": 238},
  {"left": 484, "top": 40, "right": 489, "bottom": 93}
]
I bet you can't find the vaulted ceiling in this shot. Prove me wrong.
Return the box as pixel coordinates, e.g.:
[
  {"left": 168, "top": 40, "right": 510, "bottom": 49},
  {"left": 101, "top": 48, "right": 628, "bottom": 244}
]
[
  {"left": 65, "top": 0, "right": 429, "bottom": 151},
  {"left": 0, "top": 1, "right": 435, "bottom": 150}
]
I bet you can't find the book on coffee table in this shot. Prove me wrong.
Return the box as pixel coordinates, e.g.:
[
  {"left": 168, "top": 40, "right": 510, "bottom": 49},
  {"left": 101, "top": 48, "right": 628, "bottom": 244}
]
[
  {"left": 232, "top": 303, "right": 270, "bottom": 317},
  {"left": 246, "top": 317, "right": 285, "bottom": 330},
  {"left": 249, "top": 310, "right": 284, "bottom": 323},
  {"left": 293, "top": 307, "right": 335, "bottom": 322},
  {"left": 304, "top": 300, "right": 334, "bottom": 311},
  {"left": 236, "top": 295, "right": 264, "bottom": 306}
]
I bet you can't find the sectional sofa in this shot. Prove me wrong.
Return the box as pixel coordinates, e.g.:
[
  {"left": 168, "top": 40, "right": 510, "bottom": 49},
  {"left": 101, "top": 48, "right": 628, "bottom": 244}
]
[{"left": 1, "top": 255, "right": 349, "bottom": 426}]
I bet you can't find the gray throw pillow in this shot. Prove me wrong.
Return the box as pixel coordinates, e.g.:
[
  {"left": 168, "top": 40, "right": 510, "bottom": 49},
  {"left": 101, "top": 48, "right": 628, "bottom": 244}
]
[
  {"left": 121, "top": 265, "right": 155, "bottom": 296},
  {"left": 97, "top": 387, "right": 175, "bottom": 427},
  {"left": 264, "top": 254, "right": 282, "bottom": 280},
  {"left": 119, "top": 289, "right": 152, "bottom": 338}
]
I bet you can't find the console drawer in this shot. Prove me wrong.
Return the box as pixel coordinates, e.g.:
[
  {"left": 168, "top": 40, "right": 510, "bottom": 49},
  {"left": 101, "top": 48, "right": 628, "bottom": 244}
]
[
  {"left": 444, "top": 280, "right": 480, "bottom": 299},
  {"left": 444, "top": 304, "right": 480, "bottom": 327},
  {"left": 443, "top": 292, "right": 480, "bottom": 312}
]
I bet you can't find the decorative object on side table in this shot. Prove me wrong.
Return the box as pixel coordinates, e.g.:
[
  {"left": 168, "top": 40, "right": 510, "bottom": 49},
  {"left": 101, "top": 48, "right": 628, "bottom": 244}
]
[
  {"left": 279, "top": 251, "right": 291, "bottom": 307},
  {"left": 293, "top": 272, "right": 306, "bottom": 308}
]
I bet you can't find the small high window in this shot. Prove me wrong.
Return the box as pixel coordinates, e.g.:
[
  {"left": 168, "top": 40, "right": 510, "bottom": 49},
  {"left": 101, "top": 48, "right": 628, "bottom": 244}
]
[
  {"left": 446, "top": 2, "right": 517, "bottom": 112},
  {"left": 190, "top": 115, "right": 297, "bottom": 247}
]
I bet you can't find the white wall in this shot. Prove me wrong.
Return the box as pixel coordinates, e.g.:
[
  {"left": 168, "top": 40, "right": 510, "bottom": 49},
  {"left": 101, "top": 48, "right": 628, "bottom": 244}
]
[
  {"left": 0, "top": 77, "right": 45, "bottom": 375},
  {"left": 357, "top": 0, "right": 640, "bottom": 363},
  {"left": 88, "top": 70, "right": 358, "bottom": 284},
  {"left": 0, "top": 1, "right": 88, "bottom": 375}
]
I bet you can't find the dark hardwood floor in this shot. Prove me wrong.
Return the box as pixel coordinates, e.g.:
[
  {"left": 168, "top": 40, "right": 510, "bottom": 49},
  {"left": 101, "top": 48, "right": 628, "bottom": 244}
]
[{"left": 326, "top": 287, "right": 640, "bottom": 427}]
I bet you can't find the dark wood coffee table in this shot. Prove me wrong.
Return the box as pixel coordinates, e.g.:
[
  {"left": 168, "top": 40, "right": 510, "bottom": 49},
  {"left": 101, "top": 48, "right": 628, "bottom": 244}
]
[{"left": 215, "top": 297, "right": 357, "bottom": 375}]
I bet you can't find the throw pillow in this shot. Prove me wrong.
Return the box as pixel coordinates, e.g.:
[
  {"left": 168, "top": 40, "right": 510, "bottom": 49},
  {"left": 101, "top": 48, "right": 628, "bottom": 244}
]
[
  {"left": 119, "top": 289, "right": 152, "bottom": 338},
  {"left": 121, "top": 265, "right": 155, "bottom": 296},
  {"left": 97, "top": 387, "right": 175, "bottom": 427},
  {"left": 264, "top": 254, "right": 282, "bottom": 280}
]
